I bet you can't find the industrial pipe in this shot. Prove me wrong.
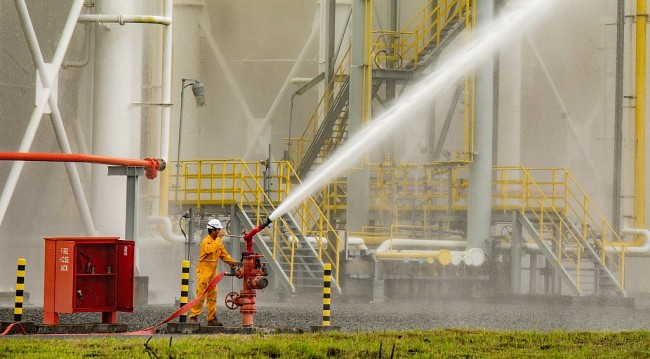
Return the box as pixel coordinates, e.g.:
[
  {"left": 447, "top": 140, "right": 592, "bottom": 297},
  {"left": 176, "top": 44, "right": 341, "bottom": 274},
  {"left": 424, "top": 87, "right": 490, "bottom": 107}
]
[
  {"left": 242, "top": 218, "right": 272, "bottom": 254},
  {"left": 77, "top": 14, "right": 171, "bottom": 26},
  {"left": 346, "top": 237, "right": 369, "bottom": 251},
  {"left": 146, "top": 216, "right": 185, "bottom": 243},
  {"left": 605, "top": 228, "right": 650, "bottom": 256},
  {"left": 374, "top": 238, "right": 485, "bottom": 266},
  {"left": 375, "top": 249, "right": 452, "bottom": 266},
  {"left": 0, "top": 152, "right": 165, "bottom": 179},
  {"left": 374, "top": 249, "right": 487, "bottom": 267},
  {"left": 376, "top": 238, "right": 467, "bottom": 252}
]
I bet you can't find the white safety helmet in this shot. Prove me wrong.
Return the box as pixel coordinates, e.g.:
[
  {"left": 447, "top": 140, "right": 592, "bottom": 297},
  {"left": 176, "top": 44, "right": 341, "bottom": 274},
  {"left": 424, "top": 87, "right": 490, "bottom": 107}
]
[{"left": 206, "top": 218, "right": 223, "bottom": 230}]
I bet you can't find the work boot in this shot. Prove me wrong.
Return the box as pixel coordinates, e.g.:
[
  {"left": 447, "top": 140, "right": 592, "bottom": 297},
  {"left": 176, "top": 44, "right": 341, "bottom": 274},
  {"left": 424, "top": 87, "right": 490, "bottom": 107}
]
[
  {"left": 207, "top": 318, "right": 223, "bottom": 326},
  {"left": 189, "top": 316, "right": 198, "bottom": 324}
]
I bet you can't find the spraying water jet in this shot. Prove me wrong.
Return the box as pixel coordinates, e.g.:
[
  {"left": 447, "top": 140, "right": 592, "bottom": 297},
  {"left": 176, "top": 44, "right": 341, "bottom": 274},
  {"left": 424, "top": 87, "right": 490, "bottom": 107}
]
[{"left": 269, "top": 0, "right": 559, "bottom": 221}]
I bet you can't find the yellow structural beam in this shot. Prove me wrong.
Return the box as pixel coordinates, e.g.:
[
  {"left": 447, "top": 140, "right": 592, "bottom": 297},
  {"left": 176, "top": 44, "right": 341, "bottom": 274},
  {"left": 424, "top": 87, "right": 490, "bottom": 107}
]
[{"left": 636, "top": 0, "right": 647, "bottom": 231}]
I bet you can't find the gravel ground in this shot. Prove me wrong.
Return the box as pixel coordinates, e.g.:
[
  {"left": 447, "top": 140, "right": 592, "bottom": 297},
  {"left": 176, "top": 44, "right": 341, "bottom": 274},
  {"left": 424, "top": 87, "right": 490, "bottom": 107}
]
[{"left": 4, "top": 296, "right": 650, "bottom": 333}]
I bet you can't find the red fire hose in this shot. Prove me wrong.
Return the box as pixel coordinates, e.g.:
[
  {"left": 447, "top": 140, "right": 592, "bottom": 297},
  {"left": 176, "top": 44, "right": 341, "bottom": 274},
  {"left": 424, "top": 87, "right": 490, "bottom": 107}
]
[{"left": 0, "top": 152, "right": 166, "bottom": 179}]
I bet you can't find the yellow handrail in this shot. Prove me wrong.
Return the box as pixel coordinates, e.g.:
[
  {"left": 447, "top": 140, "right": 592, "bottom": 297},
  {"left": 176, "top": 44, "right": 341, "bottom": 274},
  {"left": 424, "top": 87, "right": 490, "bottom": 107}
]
[
  {"left": 371, "top": 0, "right": 470, "bottom": 69},
  {"left": 172, "top": 159, "right": 343, "bottom": 290},
  {"left": 289, "top": 46, "right": 352, "bottom": 167},
  {"left": 174, "top": 160, "right": 625, "bottom": 293},
  {"left": 362, "top": 164, "right": 626, "bottom": 291}
]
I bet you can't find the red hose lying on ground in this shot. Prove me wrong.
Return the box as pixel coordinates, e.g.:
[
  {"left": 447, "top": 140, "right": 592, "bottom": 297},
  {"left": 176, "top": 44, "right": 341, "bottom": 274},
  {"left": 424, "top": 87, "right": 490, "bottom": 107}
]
[
  {"left": 1, "top": 323, "right": 27, "bottom": 335},
  {"left": 125, "top": 272, "right": 226, "bottom": 335},
  {"left": 1, "top": 272, "right": 225, "bottom": 336}
]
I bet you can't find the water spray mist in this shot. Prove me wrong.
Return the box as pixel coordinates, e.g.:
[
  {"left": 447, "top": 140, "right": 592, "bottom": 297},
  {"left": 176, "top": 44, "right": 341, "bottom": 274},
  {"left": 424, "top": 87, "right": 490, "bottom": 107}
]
[{"left": 269, "top": 0, "right": 559, "bottom": 221}]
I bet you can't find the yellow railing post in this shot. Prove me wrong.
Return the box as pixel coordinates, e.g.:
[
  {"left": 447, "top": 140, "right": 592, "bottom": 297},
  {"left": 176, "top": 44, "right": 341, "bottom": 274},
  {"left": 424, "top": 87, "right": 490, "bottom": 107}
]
[
  {"left": 582, "top": 195, "right": 588, "bottom": 243},
  {"left": 196, "top": 161, "right": 202, "bottom": 210},
  {"left": 289, "top": 230, "right": 295, "bottom": 286},
  {"left": 551, "top": 169, "right": 556, "bottom": 209},
  {"left": 563, "top": 169, "right": 568, "bottom": 212}
]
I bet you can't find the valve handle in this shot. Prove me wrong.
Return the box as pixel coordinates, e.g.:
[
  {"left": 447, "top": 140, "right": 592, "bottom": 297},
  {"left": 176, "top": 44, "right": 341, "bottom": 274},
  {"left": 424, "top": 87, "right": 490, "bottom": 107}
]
[{"left": 225, "top": 291, "right": 239, "bottom": 310}]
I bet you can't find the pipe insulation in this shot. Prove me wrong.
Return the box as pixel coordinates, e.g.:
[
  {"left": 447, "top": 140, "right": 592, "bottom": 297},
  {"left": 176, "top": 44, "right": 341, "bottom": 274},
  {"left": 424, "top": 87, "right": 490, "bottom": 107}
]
[
  {"left": 374, "top": 239, "right": 485, "bottom": 266},
  {"left": 78, "top": 14, "right": 171, "bottom": 25},
  {"left": 376, "top": 238, "right": 468, "bottom": 252},
  {"left": 606, "top": 228, "right": 650, "bottom": 255},
  {"left": 146, "top": 216, "right": 185, "bottom": 243}
]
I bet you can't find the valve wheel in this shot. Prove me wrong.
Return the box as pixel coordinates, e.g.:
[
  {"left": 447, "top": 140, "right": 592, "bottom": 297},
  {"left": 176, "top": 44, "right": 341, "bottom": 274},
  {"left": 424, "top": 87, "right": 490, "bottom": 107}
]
[{"left": 225, "top": 291, "right": 239, "bottom": 310}]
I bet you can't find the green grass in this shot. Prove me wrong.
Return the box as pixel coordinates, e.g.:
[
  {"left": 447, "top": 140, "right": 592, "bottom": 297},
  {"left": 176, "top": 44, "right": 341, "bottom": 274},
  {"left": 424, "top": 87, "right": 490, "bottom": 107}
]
[{"left": 2, "top": 329, "right": 650, "bottom": 358}]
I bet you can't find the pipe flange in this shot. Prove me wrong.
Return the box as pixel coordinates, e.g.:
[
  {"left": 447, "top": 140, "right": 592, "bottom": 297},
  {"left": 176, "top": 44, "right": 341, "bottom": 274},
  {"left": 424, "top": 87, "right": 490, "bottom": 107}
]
[
  {"left": 437, "top": 249, "right": 451, "bottom": 266},
  {"left": 463, "top": 248, "right": 485, "bottom": 267},
  {"left": 451, "top": 251, "right": 463, "bottom": 266}
]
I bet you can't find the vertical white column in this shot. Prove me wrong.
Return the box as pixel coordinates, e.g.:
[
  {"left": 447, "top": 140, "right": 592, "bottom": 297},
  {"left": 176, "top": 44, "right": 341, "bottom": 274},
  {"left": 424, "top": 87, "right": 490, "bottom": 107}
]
[
  {"left": 497, "top": 40, "right": 521, "bottom": 166},
  {"left": 346, "top": 0, "right": 370, "bottom": 232},
  {"left": 173, "top": 1, "right": 203, "bottom": 161},
  {"left": 91, "top": 0, "right": 142, "bottom": 237},
  {"left": 467, "top": 0, "right": 494, "bottom": 252}
]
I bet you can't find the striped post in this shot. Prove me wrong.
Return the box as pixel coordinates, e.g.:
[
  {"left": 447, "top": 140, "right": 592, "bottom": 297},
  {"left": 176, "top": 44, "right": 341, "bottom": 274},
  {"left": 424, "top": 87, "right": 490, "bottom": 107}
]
[
  {"left": 14, "top": 258, "right": 26, "bottom": 322},
  {"left": 179, "top": 260, "right": 190, "bottom": 323},
  {"left": 322, "top": 263, "right": 331, "bottom": 326}
]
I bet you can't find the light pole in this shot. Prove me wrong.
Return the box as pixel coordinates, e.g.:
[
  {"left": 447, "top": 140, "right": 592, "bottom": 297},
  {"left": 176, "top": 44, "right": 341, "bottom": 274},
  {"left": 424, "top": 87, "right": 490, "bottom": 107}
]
[{"left": 175, "top": 78, "right": 205, "bottom": 205}]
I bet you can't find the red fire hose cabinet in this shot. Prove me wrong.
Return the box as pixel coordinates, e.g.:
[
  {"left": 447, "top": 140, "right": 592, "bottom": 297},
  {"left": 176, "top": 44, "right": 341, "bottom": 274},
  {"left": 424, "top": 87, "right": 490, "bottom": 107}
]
[{"left": 43, "top": 237, "right": 135, "bottom": 325}]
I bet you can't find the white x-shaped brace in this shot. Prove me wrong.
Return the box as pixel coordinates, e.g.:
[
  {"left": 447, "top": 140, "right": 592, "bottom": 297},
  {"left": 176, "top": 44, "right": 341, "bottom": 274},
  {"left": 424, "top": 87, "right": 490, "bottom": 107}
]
[
  {"left": 0, "top": 0, "right": 96, "bottom": 235},
  {"left": 197, "top": 8, "right": 320, "bottom": 160}
]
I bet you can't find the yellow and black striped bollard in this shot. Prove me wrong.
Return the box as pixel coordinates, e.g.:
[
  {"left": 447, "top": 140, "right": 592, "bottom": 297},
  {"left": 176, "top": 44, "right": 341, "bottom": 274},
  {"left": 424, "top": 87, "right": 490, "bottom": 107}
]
[
  {"left": 179, "top": 260, "right": 190, "bottom": 323},
  {"left": 322, "top": 263, "right": 331, "bottom": 326},
  {"left": 14, "top": 258, "right": 26, "bottom": 322},
  {"left": 310, "top": 263, "right": 339, "bottom": 332}
]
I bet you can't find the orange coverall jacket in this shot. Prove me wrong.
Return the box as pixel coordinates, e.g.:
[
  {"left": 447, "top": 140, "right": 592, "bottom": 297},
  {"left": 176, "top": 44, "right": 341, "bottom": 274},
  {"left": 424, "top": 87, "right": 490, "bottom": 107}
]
[{"left": 189, "top": 233, "right": 236, "bottom": 320}]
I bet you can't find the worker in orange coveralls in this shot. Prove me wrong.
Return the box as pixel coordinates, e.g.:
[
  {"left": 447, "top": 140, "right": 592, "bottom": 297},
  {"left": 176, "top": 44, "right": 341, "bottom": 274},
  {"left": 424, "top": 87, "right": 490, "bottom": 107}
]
[{"left": 189, "top": 218, "right": 236, "bottom": 326}]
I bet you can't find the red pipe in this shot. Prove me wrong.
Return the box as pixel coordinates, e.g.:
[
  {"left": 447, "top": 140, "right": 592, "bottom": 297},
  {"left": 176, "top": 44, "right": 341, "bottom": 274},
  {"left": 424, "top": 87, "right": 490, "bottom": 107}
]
[
  {"left": 243, "top": 218, "right": 272, "bottom": 254},
  {"left": 0, "top": 152, "right": 166, "bottom": 179}
]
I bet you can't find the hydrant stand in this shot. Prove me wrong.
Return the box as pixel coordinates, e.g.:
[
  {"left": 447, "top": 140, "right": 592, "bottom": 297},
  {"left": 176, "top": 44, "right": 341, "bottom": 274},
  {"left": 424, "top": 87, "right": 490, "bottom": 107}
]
[{"left": 225, "top": 253, "right": 268, "bottom": 327}]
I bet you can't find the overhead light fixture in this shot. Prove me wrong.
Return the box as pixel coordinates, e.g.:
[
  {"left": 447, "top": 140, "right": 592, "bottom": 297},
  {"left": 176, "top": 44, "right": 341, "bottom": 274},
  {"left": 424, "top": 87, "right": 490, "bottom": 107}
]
[{"left": 190, "top": 81, "right": 205, "bottom": 107}]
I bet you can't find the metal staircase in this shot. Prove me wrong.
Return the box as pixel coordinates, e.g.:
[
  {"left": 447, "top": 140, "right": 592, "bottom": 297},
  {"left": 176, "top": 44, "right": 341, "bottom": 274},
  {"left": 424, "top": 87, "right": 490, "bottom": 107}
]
[
  {"left": 505, "top": 167, "right": 627, "bottom": 297},
  {"left": 293, "top": 0, "right": 472, "bottom": 178},
  {"left": 296, "top": 77, "right": 350, "bottom": 178},
  {"left": 518, "top": 212, "right": 625, "bottom": 297},
  {"left": 235, "top": 205, "right": 332, "bottom": 293},
  {"left": 364, "top": 165, "right": 629, "bottom": 297},
  {"left": 172, "top": 159, "right": 343, "bottom": 295},
  {"left": 372, "top": 0, "right": 470, "bottom": 78},
  {"left": 561, "top": 213, "right": 626, "bottom": 296}
]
